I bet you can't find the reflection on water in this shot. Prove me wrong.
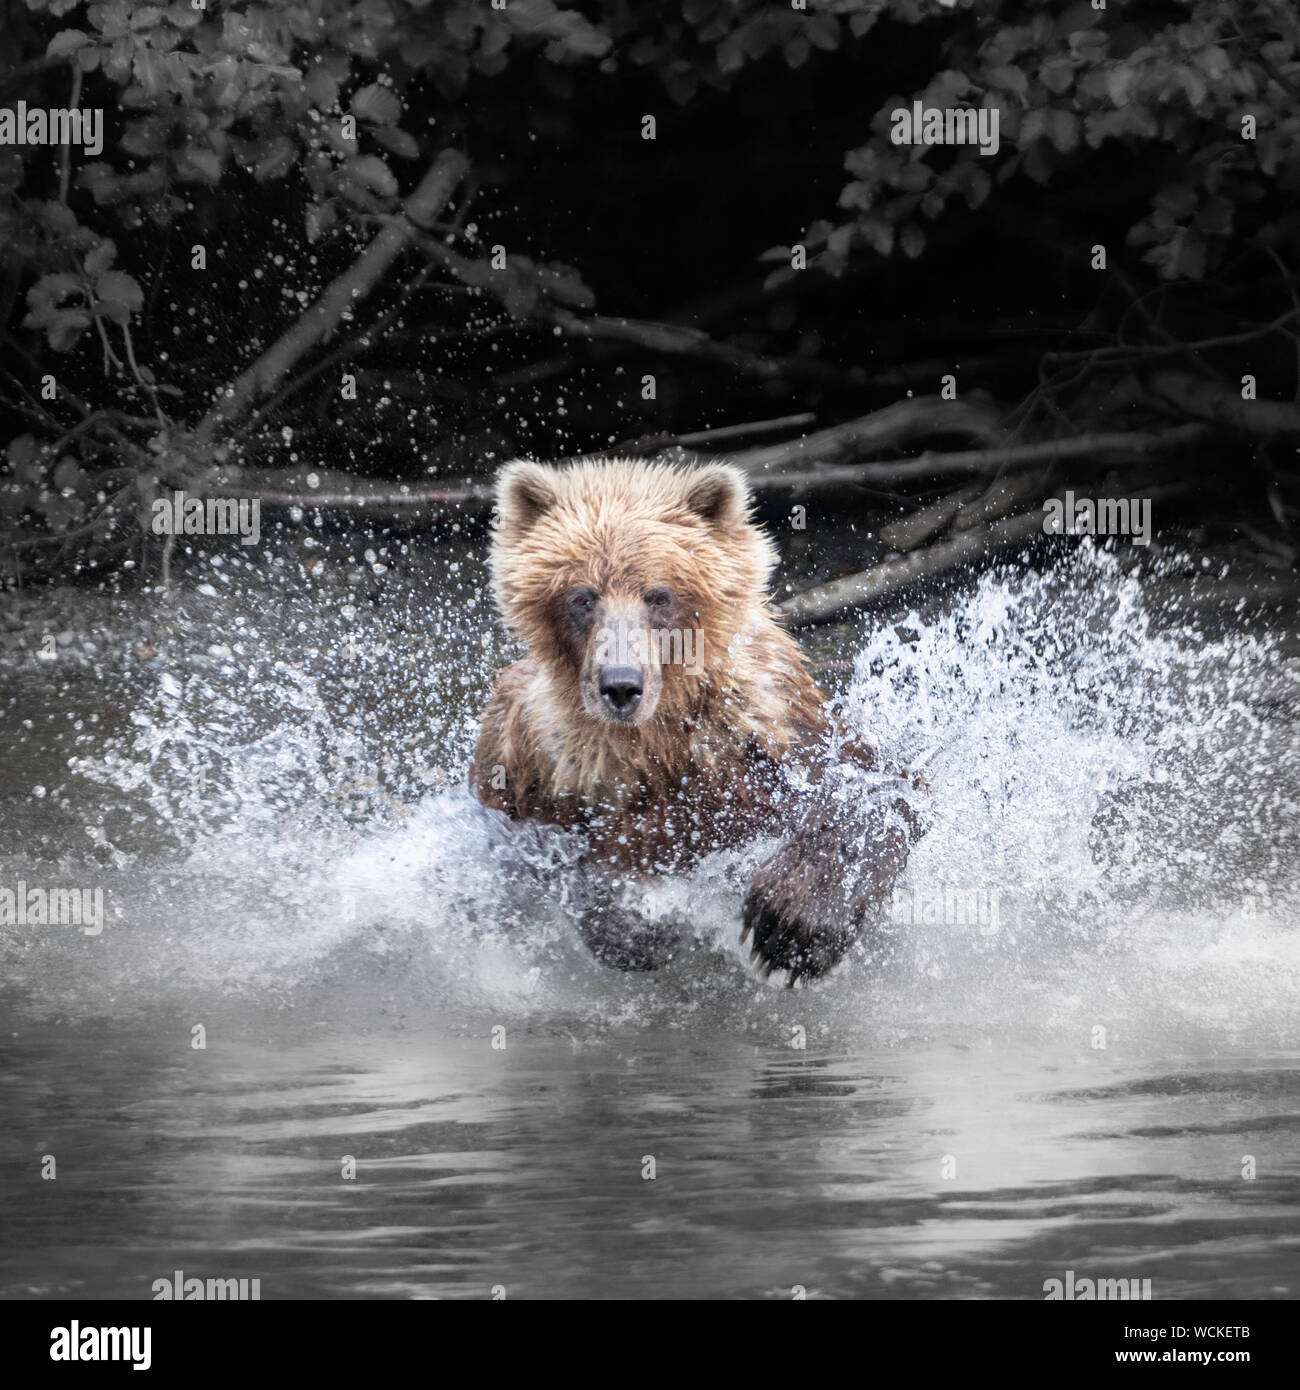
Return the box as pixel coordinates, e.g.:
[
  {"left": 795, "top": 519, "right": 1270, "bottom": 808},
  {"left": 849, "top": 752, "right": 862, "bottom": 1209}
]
[
  {"left": 0, "top": 540, "right": 1297, "bottom": 1298},
  {"left": 2, "top": 1027, "right": 1296, "bottom": 1299}
]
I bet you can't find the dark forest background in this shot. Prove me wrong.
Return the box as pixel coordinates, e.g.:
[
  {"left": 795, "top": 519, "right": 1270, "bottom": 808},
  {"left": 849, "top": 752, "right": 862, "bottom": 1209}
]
[{"left": 1, "top": 0, "right": 1297, "bottom": 609}]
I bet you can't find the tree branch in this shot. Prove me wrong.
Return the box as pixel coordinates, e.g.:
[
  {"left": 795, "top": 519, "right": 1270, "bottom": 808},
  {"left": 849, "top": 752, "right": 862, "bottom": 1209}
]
[
  {"left": 202, "top": 468, "right": 492, "bottom": 512},
  {"left": 877, "top": 482, "right": 985, "bottom": 551},
  {"left": 722, "top": 397, "right": 1007, "bottom": 478},
  {"left": 612, "top": 412, "right": 816, "bottom": 455},
  {"left": 747, "top": 422, "right": 1212, "bottom": 488},
  {"left": 1142, "top": 368, "right": 1300, "bottom": 437},
  {"left": 778, "top": 483, "right": 1199, "bottom": 625},
  {"left": 195, "top": 149, "right": 467, "bottom": 441}
]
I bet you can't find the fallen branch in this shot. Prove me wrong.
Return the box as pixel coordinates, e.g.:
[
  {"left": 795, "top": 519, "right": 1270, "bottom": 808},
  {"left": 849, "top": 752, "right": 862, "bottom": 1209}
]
[
  {"left": 612, "top": 412, "right": 816, "bottom": 455},
  {"left": 203, "top": 468, "right": 492, "bottom": 511},
  {"left": 170, "top": 394, "right": 1222, "bottom": 533},
  {"left": 193, "top": 400, "right": 1002, "bottom": 516},
  {"left": 779, "top": 509, "right": 1049, "bottom": 624},
  {"left": 875, "top": 471, "right": 1049, "bottom": 555},
  {"left": 537, "top": 307, "right": 873, "bottom": 391},
  {"left": 195, "top": 149, "right": 467, "bottom": 441},
  {"left": 724, "top": 397, "right": 1007, "bottom": 478},
  {"left": 950, "top": 471, "right": 1047, "bottom": 533},
  {"left": 189, "top": 418, "right": 1207, "bottom": 522},
  {"left": 1140, "top": 573, "right": 1299, "bottom": 613},
  {"left": 241, "top": 265, "right": 437, "bottom": 428},
  {"left": 537, "top": 308, "right": 1016, "bottom": 396},
  {"left": 1142, "top": 369, "right": 1300, "bottom": 437},
  {"left": 877, "top": 483, "right": 983, "bottom": 551},
  {"left": 1044, "top": 309, "right": 1300, "bottom": 367},
  {"left": 778, "top": 483, "right": 1198, "bottom": 625},
  {"left": 749, "top": 422, "right": 1212, "bottom": 488}
]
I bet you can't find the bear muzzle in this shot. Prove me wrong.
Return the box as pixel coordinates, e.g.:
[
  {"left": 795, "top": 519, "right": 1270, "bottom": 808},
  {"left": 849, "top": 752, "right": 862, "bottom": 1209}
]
[
  {"left": 599, "top": 665, "right": 643, "bottom": 716},
  {"left": 581, "top": 612, "right": 665, "bottom": 726}
]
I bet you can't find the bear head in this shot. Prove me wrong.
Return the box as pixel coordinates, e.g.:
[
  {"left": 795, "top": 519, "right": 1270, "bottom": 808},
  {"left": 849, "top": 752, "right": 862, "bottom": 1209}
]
[{"left": 489, "top": 457, "right": 778, "bottom": 728}]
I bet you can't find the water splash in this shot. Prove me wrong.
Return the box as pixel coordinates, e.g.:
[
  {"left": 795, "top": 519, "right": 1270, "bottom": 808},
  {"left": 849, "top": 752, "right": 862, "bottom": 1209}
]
[{"left": 2, "top": 543, "right": 1296, "bottom": 1045}]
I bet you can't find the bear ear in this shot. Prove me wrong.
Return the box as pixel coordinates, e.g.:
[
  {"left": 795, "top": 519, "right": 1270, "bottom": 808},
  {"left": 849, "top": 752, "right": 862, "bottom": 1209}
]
[
  {"left": 683, "top": 464, "right": 749, "bottom": 529},
  {"left": 496, "top": 459, "right": 559, "bottom": 537}
]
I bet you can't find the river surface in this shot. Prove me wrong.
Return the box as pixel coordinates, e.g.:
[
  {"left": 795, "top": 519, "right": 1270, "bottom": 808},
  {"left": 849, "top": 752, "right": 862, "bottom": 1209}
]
[{"left": 1, "top": 535, "right": 1297, "bottom": 1300}]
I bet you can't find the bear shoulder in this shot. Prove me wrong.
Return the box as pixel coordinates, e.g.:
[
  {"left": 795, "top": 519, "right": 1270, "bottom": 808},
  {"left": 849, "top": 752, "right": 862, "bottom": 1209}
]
[{"left": 471, "top": 658, "right": 544, "bottom": 817}]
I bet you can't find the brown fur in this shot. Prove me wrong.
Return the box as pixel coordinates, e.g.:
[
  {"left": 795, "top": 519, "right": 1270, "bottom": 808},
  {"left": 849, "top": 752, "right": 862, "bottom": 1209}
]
[{"left": 472, "top": 457, "right": 919, "bottom": 979}]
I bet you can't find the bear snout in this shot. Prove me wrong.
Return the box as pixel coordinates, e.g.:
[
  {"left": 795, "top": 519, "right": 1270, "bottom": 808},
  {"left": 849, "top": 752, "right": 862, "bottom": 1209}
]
[
  {"left": 581, "top": 612, "right": 664, "bottom": 725},
  {"left": 599, "top": 665, "right": 644, "bottom": 715}
]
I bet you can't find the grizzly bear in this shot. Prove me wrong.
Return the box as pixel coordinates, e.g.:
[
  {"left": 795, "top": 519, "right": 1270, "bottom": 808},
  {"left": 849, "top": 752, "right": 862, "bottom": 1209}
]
[{"left": 471, "top": 457, "right": 923, "bottom": 981}]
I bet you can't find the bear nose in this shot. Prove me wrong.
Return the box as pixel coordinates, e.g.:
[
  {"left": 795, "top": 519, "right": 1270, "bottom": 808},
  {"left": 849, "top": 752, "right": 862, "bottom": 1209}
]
[{"left": 599, "top": 666, "right": 643, "bottom": 713}]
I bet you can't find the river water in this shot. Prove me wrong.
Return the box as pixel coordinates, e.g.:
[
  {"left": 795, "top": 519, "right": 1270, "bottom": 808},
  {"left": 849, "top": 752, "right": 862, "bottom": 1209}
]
[{"left": 1, "top": 536, "right": 1297, "bottom": 1300}]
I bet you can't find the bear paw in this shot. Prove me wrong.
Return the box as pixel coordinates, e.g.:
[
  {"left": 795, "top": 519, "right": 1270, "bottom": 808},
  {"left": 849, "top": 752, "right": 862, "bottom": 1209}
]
[
  {"left": 576, "top": 905, "right": 681, "bottom": 972},
  {"left": 739, "top": 872, "right": 856, "bottom": 984},
  {"left": 739, "top": 828, "right": 862, "bottom": 984},
  {"left": 742, "top": 800, "right": 913, "bottom": 982}
]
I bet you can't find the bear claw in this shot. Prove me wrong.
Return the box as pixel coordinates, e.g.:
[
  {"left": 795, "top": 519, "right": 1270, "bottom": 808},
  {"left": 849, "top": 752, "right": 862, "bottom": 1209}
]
[{"left": 741, "top": 886, "right": 855, "bottom": 985}]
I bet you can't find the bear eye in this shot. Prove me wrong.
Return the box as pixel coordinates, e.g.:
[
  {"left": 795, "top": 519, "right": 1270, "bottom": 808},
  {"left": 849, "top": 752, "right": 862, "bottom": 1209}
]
[
  {"left": 645, "top": 586, "right": 672, "bottom": 609},
  {"left": 568, "top": 588, "right": 598, "bottom": 613}
]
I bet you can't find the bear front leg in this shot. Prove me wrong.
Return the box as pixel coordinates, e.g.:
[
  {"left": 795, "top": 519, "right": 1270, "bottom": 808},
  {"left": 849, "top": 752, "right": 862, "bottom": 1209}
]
[
  {"left": 741, "top": 791, "right": 918, "bottom": 983},
  {"left": 570, "top": 866, "right": 682, "bottom": 972}
]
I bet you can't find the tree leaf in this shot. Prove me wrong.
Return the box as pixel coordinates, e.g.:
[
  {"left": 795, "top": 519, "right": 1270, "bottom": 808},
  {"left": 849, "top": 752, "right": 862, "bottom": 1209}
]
[
  {"left": 1047, "top": 108, "right": 1079, "bottom": 154},
  {"left": 34, "top": 271, "right": 83, "bottom": 303},
  {"left": 987, "top": 63, "right": 1029, "bottom": 102},
  {"left": 6, "top": 434, "right": 38, "bottom": 469},
  {"left": 807, "top": 15, "right": 840, "bottom": 52},
  {"left": 340, "top": 153, "right": 398, "bottom": 198},
  {"left": 95, "top": 269, "right": 144, "bottom": 322},
  {"left": 177, "top": 145, "right": 222, "bottom": 185},
  {"left": 84, "top": 239, "right": 116, "bottom": 277},
  {"left": 48, "top": 308, "right": 93, "bottom": 350},
  {"left": 304, "top": 65, "right": 341, "bottom": 110},
  {"left": 372, "top": 126, "right": 419, "bottom": 159},
  {"left": 254, "top": 136, "right": 296, "bottom": 182},
  {"left": 304, "top": 201, "right": 337, "bottom": 243},
  {"left": 46, "top": 28, "right": 89, "bottom": 56},
  {"left": 351, "top": 82, "right": 402, "bottom": 126},
  {"left": 1040, "top": 58, "right": 1074, "bottom": 95}
]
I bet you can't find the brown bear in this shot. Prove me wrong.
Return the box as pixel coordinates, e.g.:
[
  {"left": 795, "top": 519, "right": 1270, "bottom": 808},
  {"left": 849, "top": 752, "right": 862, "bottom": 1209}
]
[{"left": 471, "top": 456, "right": 923, "bottom": 980}]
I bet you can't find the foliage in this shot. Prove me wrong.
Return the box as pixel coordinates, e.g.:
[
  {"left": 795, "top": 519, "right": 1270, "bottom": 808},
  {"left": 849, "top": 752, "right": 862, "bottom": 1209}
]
[
  {"left": 1, "top": 0, "right": 1297, "bottom": 580},
  {"left": 812, "top": 0, "right": 1300, "bottom": 281}
]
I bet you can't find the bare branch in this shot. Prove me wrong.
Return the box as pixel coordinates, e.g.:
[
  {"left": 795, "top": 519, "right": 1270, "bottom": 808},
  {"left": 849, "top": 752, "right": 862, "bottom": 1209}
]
[
  {"left": 612, "top": 412, "right": 817, "bottom": 455},
  {"left": 877, "top": 483, "right": 983, "bottom": 551},
  {"left": 195, "top": 149, "right": 467, "bottom": 441},
  {"left": 950, "top": 471, "right": 1048, "bottom": 533},
  {"left": 746, "top": 422, "right": 1211, "bottom": 488},
  {"left": 725, "top": 397, "right": 1007, "bottom": 478},
  {"left": 203, "top": 469, "right": 492, "bottom": 512},
  {"left": 778, "top": 483, "right": 1199, "bottom": 626},
  {"left": 1142, "top": 369, "right": 1300, "bottom": 436}
]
